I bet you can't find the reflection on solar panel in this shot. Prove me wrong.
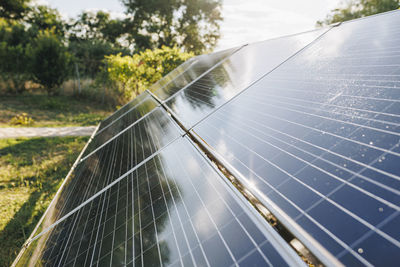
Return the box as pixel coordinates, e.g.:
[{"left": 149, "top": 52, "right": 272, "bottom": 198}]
[{"left": 14, "top": 10, "right": 400, "bottom": 267}]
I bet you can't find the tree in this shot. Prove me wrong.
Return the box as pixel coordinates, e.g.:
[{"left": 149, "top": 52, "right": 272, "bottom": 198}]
[
  {"left": 317, "top": 0, "right": 400, "bottom": 26},
  {"left": 0, "top": 0, "right": 30, "bottom": 20},
  {"left": 27, "top": 31, "right": 71, "bottom": 95},
  {"left": 120, "top": 0, "right": 222, "bottom": 54}
]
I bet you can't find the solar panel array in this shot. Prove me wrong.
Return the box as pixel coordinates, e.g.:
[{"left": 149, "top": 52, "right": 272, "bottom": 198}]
[{"left": 14, "top": 10, "right": 400, "bottom": 267}]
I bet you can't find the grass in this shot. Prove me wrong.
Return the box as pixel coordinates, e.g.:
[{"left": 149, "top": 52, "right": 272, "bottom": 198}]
[
  {"left": 0, "top": 94, "right": 113, "bottom": 127},
  {"left": 0, "top": 136, "right": 88, "bottom": 267}
]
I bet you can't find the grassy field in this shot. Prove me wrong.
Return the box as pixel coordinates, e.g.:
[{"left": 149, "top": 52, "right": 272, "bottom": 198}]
[
  {"left": 0, "top": 95, "right": 112, "bottom": 127},
  {"left": 0, "top": 136, "right": 88, "bottom": 267}
]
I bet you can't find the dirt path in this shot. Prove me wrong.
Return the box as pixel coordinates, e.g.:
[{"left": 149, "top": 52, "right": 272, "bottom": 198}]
[{"left": 0, "top": 126, "right": 96, "bottom": 138}]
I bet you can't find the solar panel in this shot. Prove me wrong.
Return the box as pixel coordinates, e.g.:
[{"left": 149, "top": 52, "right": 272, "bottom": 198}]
[
  {"left": 163, "top": 29, "right": 327, "bottom": 128},
  {"left": 15, "top": 137, "right": 303, "bottom": 267},
  {"left": 192, "top": 11, "right": 400, "bottom": 266},
  {"left": 14, "top": 10, "right": 400, "bottom": 267}
]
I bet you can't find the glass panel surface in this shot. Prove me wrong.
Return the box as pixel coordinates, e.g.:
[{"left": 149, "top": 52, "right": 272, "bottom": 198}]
[
  {"left": 16, "top": 137, "right": 301, "bottom": 267},
  {"left": 150, "top": 48, "right": 238, "bottom": 100},
  {"left": 193, "top": 11, "right": 400, "bottom": 266},
  {"left": 165, "top": 29, "right": 327, "bottom": 128}
]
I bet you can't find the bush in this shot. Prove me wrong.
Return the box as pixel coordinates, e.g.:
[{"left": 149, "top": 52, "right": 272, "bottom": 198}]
[
  {"left": 101, "top": 46, "right": 193, "bottom": 104},
  {"left": 27, "top": 31, "right": 71, "bottom": 95},
  {"left": 9, "top": 113, "right": 34, "bottom": 125}
]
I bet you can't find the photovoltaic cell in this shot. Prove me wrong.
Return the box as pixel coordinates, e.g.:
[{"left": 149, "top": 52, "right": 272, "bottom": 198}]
[
  {"left": 192, "top": 11, "right": 400, "bottom": 266},
  {"left": 164, "top": 29, "right": 327, "bottom": 128},
  {"left": 16, "top": 137, "right": 303, "bottom": 267},
  {"left": 150, "top": 47, "right": 238, "bottom": 100}
]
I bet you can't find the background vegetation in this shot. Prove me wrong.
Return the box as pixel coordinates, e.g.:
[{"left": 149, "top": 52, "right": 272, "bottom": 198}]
[{"left": 0, "top": 0, "right": 219, "bottom": 104}]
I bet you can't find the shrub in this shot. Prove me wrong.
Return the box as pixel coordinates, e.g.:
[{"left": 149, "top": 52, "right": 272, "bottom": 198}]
[
  {"left": 9, "top": 113, "right": 34, "bottom": 125},
  {"left": 102, "top": 46, "right": 193, "bottom": 104},
  {"left": 27, "top": 31, "right": 71, "bottom": 95}
]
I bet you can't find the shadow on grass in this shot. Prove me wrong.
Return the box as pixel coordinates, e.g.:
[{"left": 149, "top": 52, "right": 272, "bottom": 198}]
[
  {"left": 0, "top": 191, "right": 42, "bottom": 267},
  {"left": 0, "top": 137, "right": 88, "bottom": 267}
]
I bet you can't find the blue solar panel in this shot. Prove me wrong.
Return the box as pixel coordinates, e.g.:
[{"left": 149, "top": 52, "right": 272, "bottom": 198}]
[{"left": 192, "top": 10, "right": 400, "bottom": 266}]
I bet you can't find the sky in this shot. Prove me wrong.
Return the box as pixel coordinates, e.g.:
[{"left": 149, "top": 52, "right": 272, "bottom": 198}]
[{"left": 40, "top": 0, "right": 343, "bottom": 51}]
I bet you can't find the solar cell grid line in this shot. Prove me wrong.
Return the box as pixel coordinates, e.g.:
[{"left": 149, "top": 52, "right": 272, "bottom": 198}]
[
  {"left": 98, "top": 91, "right": 150, "bottom": 131},
  {"left": 151, "top": 47, "right": 240, "bottom": 101},
  {"left": 162, "top": 28, "right": 329, "bottom": 129},
  {"left": 191, "top": 10, "right": 400, "bottom": 266}
]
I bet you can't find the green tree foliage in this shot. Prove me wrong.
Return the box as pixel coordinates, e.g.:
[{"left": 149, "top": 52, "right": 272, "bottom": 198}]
[
  {"left": 121, "top": 0, "right": 222, "bottom": 54},
  {"left": 103, "top": 46, "right": 193, "bottom": 102},
  {"left": 0, "top": 0, "right": 30, "bottom": 20},
  {"left": 27, "top": 31, "right": 71, "bottom": 95},
  {"left": 25, "top": 5, "right": 66, "bottom": 37},
  {"left": 317, "top": 0, "right": 400, "bottom": 26}
]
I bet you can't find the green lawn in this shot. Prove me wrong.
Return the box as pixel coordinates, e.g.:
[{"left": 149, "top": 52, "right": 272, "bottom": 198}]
[
  {"left": 0, "top": 95, "right": 112, "bottom": 127},
  {"left": 0, "top": 137, "right": 88, "bottom": 267}
]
